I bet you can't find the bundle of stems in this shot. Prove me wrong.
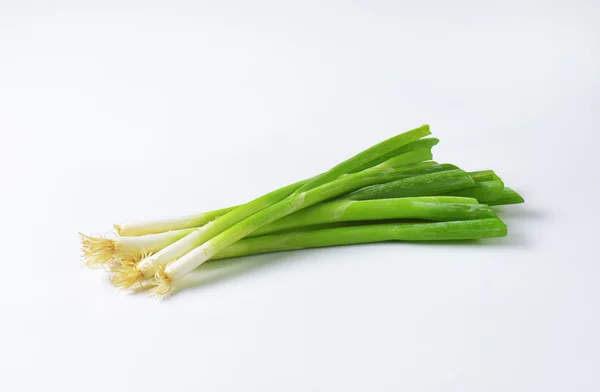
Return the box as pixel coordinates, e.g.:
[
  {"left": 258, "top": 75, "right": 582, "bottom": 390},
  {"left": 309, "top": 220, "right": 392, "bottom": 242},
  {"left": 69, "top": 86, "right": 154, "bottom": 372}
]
[{"left": 80, "top": 124, "right": 524, "bottom": 297}]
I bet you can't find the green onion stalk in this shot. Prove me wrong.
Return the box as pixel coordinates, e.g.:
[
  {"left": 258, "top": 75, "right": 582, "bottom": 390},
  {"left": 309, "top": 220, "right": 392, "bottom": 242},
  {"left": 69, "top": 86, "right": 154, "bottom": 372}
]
[
  {"left": 114, "top": 206, "right": 236, "bottom": 236},
  {"left": 77, "top": 124, "right": 526, "bottom": 298},
  {"left": 212, "top": 218, "right": 508, "bottom": 261}
]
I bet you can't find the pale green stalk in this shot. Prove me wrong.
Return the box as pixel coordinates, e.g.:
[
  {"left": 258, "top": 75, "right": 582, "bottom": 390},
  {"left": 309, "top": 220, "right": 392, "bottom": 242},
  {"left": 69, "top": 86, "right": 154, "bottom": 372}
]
[
  {"left": 116, "top": 206, "right": 236, "bottom": 236},
  {"left": 113, "top": 228, "right": 195, "bottom": 256}
]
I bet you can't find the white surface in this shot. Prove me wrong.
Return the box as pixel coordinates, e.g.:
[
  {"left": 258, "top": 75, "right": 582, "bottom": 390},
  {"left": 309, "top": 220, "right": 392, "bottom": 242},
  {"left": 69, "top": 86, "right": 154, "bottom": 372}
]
[{"left": 1, "top": 1, "right": 599, "bottom": 391}]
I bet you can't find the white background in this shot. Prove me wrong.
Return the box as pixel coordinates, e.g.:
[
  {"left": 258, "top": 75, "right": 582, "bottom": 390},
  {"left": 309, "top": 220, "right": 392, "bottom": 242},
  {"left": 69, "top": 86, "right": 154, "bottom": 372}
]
[{"left": 1, "top": 0, "right": 599, "bottom": 391}]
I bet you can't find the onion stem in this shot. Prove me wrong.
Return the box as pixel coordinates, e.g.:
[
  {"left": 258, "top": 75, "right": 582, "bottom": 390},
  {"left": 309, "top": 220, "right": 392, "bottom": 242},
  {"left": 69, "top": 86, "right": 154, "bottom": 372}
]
[{"left": 212, "top": 218, "right": 508, "bottom": 260}]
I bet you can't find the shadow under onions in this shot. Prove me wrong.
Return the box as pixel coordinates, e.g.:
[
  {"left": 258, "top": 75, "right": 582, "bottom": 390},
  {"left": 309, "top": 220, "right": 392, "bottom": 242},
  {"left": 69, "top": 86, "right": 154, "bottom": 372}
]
[
  {"left": 170, "top": 252, "right": 298, "bottom": 297},
  {"left": 166, "top": 239, "right": 524, "bottom": 298}
]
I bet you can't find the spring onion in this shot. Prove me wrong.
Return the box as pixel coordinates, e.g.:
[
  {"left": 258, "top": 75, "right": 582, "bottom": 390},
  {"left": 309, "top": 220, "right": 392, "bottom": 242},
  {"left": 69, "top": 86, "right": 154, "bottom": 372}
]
[{"left": 79, "top": 124, "right": 525, "bottom": 298}]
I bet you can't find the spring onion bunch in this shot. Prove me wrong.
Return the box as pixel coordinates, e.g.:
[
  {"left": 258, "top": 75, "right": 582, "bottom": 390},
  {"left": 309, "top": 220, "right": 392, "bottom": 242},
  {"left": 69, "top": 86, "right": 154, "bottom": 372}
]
[{"left": 80, "top": 124, "right": 524, "bottom": 297}]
